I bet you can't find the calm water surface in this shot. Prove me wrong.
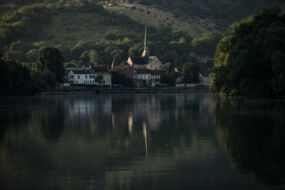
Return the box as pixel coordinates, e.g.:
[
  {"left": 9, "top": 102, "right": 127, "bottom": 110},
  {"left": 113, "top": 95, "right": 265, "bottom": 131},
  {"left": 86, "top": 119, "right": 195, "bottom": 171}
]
[{"left": 0, "top": 93, "right": 285, "bottom": 190}]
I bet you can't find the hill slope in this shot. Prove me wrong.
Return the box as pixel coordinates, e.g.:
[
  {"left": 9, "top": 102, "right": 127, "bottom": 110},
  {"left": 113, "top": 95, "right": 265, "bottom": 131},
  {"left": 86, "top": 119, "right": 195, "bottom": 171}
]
[
  {"left": 134, "top": 0, "right": 285, "bottom": 25},
  {"left": 1, "top": 2, "right": 207, "bottom": 68},
  {"left": 1, "top": 0, "right": 284, "bottom": 68},
  {"left": 104, "top": 3, "right": 219, "bottom": 38}
]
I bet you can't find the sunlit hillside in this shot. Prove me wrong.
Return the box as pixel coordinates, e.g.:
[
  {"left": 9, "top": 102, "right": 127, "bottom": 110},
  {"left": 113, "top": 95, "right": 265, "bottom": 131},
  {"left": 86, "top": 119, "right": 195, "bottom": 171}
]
[
  {"left": 35, "top": 11, "right": 140, "bottom": 50},
  {"left": 2, "top": 1, "right": 216, "bottom": 71},
  {"left": 104, "top": 3, "right": 219, "bottom": 38}
]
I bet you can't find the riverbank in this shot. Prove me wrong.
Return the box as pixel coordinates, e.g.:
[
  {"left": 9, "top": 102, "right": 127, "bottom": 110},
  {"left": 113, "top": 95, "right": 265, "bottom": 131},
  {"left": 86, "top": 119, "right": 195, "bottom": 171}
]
[{"left": 40, "top": 86, "right": 211, "bottom": 95}]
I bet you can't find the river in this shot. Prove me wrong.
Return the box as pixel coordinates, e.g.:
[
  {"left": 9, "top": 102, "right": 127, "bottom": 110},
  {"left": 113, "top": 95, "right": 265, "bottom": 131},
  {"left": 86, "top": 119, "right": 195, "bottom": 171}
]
[{"left": 0, "top": 93, "right": 285, "bottom": 190}]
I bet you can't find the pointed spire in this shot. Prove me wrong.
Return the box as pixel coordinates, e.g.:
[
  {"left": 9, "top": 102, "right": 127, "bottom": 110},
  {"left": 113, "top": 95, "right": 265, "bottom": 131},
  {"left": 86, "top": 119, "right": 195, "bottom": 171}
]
[
  {"left": 111, "top": 56, "right": 116, "bottom": 70},
  {"left": 142, "top": 26, "right": 149, "bottom": 58}
]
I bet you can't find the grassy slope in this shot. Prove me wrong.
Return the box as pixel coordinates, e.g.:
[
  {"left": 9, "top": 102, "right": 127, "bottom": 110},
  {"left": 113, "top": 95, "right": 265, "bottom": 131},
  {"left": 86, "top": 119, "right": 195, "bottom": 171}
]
[
  {"left": 104, "top": 3, "right": 220, "bottom": 38},
  {"left": 38, "top": 12, "right": 119, "bottom": 48},
  {"left": 21, "top": 10, "right": 140, "bottom": 51},
  {"left": 0, "top": 4, "right": 19, "bottom": 16},
  {"left": 1, "top": 2, "right": 219, "bottom": 51}
]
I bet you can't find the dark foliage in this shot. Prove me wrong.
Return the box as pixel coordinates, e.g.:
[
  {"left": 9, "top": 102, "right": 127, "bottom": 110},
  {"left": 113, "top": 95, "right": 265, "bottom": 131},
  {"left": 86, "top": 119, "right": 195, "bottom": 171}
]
[
  {"left": 0, "top": 59, "right": 34, "bottom": 95},
  {"left": 111, "top": 71, "right": 134, "bottom": 87},
  {"left": 214, "top": 8, "right": 285, "bottom": 97},
  {"left": 38, "top": 47, "right": 65, "bottom": 82}
]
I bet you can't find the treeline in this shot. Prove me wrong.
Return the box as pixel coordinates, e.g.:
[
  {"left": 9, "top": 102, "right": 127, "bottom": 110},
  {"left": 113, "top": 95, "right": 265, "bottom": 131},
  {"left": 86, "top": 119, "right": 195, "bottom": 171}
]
[
  {"left": 0, "top": 47, "right": 64, "bottom": 95},
  {"left": 213, "top": 8, "right": 285, "bottom": 98}
]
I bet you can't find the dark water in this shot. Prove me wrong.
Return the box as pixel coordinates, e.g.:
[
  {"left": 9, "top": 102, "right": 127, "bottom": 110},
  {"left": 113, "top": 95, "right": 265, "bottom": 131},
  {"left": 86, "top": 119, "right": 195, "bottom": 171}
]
[{"left": 0, "top": 93, "right": 285, "bottom": 190}]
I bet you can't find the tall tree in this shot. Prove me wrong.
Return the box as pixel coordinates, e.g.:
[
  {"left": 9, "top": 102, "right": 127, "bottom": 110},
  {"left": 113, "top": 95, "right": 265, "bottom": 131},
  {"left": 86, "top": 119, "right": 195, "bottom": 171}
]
[
  {"left": 38, "top": 47, "right": 65, "bottom": 82},
  {"left": 183, "top": 62, "right": 200, "bottom": 83}
]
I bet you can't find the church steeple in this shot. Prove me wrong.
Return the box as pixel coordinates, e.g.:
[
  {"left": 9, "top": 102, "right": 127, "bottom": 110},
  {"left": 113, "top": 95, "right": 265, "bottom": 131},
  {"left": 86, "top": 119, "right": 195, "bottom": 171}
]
[{"left": 142, "top": 27, "right": 149, "bottom": 58}]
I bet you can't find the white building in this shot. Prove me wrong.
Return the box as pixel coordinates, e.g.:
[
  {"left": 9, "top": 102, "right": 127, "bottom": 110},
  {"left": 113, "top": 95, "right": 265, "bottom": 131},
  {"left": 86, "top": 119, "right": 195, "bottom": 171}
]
[
  {"left": 127, "top": 27, "right": 163, "bottom": 71},
  {"left": 67, "top": 67, "right": 111, "bottom": 87}
]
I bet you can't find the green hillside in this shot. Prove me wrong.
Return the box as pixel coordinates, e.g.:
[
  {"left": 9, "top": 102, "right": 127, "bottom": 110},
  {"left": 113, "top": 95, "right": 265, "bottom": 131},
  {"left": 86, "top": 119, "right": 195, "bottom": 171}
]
[
  {"left": 132, "top": 0, "right": 285, "bottom": 26},
  {"left": 36, "top": 11, "right": 138, "bottom": 50},
  {"left": 104, "top": 3, "right": 219, "bottom": 38},
  {"left": 1, "top": 1, "right": 210, "bottom": 69},
  {"left": 1, "top": 0, "right": 284, "bottom": 68}
]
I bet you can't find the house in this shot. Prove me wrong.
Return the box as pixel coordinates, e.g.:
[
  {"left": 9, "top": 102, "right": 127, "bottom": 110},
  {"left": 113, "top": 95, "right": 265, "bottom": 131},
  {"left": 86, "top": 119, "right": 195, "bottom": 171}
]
[
  {"left": 93, "top": 66, "right": 112, "bottom": 87},
  {"left": 67, "top": 67, "right": 111, "bottom": 87},
  {"left": 67, "top": 68, "right": 94, "bottom": 85}
]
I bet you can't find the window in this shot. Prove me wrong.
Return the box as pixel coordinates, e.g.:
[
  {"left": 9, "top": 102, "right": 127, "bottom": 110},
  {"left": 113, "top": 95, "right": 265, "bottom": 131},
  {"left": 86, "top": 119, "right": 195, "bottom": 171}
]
[
  {"left": 78, "top": 75, "right": 80, "bottom": 79},
  {"left": 85, "top": 75, "right": 88, "bottom": 79}
]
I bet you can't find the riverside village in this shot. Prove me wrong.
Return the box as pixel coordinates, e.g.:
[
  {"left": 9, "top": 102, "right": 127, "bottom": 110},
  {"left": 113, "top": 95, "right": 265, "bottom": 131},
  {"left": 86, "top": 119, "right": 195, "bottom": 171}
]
[{"left": 64, "top": 28, "right": 212, "bottom": 91}]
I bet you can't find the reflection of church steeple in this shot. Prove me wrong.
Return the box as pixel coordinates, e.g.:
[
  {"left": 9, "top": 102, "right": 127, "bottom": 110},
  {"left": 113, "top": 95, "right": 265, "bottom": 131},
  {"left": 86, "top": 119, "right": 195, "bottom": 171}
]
[
  {"left": 142, "top": 27, "right": 149, "bottom": 58},
  {"left": 143, "top": 122, "right": 148, "bottom": 160}
]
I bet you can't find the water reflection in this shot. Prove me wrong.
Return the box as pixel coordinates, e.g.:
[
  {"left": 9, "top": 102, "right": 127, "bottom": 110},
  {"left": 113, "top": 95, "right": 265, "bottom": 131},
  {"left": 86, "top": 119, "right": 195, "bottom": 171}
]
[
  {"left": 214, "top": 99, "right": 285, "bottom": 185},
  {"left": 0, "top": 94, "right": 284, "bottom": 189}
]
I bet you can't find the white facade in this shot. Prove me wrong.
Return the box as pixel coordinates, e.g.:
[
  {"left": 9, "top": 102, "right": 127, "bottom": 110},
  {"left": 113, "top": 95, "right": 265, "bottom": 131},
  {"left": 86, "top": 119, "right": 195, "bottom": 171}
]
[
  {"left": 127, "top": 56, "right": 163, "bottom": 71},
  {"left": 135, "top": 73, "right": 160, "bottom": 80},
  {"left": 146, "top": 56, "right": 163, "bottom": 70},
  {"left": 67, "top": 70, "right": 112, "bottom": 86}
]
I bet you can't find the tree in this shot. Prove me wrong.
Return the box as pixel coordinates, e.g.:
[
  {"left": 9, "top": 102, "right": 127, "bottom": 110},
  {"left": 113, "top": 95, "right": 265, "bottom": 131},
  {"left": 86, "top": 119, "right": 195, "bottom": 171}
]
[
  {"left": 95, "top": 75, "right": 104, "bottom": 87},
  {"left": 33, "top": 71, "right": 57, "bottom": 92},
  {"left": 80, "top": 49, "right": 101, "bottom": 66},
  {"left": 38, "top": 47, "right": 65, "bottom": 82},
  {"left": 183, "top": 62, "right": 200, "bottom": 83},
  {"left": 161, "top": 73, "right": 175, "bottom": 86},
  {"left": 0, "top": 59, "right": 34, "bottom": 95},
  {"left": 163, "top": 50, "right": 177, "bottom": 63},
  {"left": 0, "top": 59, "right": 11, "bottom": 94},
  {"left": 3, "top": 41, "right": 33, "bottom": 62},
  {"left": 214, "top": 8, "right": 285, "bottom": 97},
  {"left": 164, "top": 62, "right": 175, "bottom": 74}
]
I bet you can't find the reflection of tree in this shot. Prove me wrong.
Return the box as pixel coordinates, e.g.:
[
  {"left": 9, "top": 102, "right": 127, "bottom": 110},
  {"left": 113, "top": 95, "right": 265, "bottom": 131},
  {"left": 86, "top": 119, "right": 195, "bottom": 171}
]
[
  {"left": 0, "top": 100, "right": 32, "bottom": 141},
  {"left": 38, "top": 98, "right": 65, "bottom": 142},
  {"left": 214, "top": 99, "right": 285, "bottom": 185}
]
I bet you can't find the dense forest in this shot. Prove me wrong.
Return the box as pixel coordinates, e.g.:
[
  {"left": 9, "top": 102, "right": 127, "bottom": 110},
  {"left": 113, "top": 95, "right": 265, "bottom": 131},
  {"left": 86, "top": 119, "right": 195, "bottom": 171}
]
[{"left": 214, "top": 8, "right": 285, "bottom": 98}]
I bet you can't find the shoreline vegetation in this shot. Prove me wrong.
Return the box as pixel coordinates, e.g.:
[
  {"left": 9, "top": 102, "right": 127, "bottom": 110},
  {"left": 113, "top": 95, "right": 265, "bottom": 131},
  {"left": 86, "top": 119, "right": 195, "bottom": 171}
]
[{"left": 213, "top": 8, "right": 285, "bottom": 98}]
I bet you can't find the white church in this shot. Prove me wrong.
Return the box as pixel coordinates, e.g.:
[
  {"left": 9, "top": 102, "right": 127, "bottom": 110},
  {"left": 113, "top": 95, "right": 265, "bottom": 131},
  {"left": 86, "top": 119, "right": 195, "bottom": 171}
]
[{"left": 127, "top": 27, "right": 163, "bottom": 71}]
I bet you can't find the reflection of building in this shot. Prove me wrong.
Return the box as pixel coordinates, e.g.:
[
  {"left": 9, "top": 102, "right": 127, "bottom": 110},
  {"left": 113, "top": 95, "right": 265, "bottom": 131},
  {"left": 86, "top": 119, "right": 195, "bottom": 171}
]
[
  {"left": 111, "top": 95, "right": 162, "bottom": 132},
  {"left": 143, "top": 122, "right": 148, "bottom": 160}
]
